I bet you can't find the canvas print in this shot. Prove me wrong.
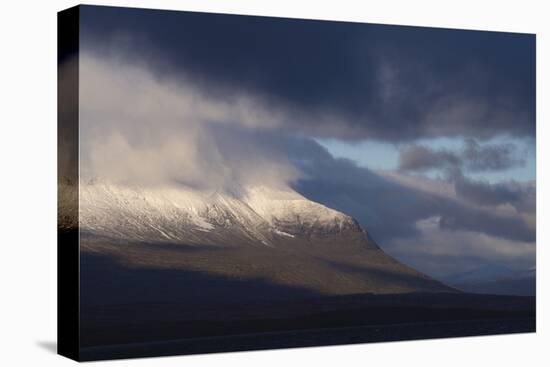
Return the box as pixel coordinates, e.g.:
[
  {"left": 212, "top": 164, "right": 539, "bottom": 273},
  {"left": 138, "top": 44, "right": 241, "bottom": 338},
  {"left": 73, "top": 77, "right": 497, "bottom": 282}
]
[{"left": 58, "top": 5, "right": 536, "bottom": 361}]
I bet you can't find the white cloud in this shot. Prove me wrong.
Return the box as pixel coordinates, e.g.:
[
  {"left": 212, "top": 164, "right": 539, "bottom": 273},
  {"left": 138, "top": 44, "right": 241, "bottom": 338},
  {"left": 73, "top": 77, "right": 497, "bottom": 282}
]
[{"left": 78, "top": 51, "right": 301, "bottom": 192}]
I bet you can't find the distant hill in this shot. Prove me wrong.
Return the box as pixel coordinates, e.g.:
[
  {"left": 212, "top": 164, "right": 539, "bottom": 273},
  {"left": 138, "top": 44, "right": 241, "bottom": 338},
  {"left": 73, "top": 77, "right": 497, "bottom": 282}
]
[{"left": 442, "top": 265, "right": 535, "bottom": 296}]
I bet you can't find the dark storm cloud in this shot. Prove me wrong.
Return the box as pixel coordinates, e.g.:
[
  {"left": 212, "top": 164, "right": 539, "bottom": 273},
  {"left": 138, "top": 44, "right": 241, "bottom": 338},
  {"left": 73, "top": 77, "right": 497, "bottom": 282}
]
[
  {"left": 462, "top": 138, "right": 526, "bottom": 171},
  {"left": 79, "top": 5, "right": 535, "bottom": 142},
  {"left": 398, "top": 139, "right": 526, "bottom": 172},
  {"left": 454, "top": 174, "right": 535, "bottom": 212},
  {"left": 437, "top": 206, "right": 533, "bottom": 242},
  {"left": 399, "top": 145, "right": 460, "bottom": 171}
]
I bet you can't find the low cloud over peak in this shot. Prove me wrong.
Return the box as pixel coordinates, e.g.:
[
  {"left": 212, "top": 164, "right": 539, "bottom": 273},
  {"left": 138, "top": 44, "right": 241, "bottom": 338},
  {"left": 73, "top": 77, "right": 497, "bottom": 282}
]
[{"left": 79, "top": 51, "right": 302, "bottom": 192}]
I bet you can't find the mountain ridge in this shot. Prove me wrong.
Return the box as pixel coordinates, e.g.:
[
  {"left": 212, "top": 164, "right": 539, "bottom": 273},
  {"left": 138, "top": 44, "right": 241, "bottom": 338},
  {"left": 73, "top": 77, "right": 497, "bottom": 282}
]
[{"left": 79, "top": 182, "right": 362, "bottom": 246}]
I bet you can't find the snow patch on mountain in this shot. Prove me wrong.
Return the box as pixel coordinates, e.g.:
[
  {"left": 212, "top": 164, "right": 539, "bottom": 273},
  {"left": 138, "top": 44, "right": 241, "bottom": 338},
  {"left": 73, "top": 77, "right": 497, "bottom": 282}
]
[
  {"left": 244, "top": 186, "right": 353, "bottom": 228},
  {"left": 272, "top": 229, "right": 295, "bottom": 238}
]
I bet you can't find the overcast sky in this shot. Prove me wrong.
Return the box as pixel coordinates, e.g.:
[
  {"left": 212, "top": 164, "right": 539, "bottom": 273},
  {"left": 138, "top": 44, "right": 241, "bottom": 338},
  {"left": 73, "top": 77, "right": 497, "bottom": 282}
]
[{"left": 77, "top": 6, "right": 536, "bottom": 280}]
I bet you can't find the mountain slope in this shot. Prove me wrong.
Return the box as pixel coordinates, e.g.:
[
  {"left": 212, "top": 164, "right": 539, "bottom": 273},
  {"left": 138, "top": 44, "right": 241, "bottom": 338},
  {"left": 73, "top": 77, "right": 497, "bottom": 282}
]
[{"left": 77, "top": 182, "right": 454, "bottom": 295}]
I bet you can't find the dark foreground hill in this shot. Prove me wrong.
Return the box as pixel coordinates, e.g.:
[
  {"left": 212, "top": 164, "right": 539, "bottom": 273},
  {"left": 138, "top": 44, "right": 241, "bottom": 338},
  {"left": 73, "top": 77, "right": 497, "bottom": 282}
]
[{"left": 78, "top": 244, "right": 534, "bottom": 361}]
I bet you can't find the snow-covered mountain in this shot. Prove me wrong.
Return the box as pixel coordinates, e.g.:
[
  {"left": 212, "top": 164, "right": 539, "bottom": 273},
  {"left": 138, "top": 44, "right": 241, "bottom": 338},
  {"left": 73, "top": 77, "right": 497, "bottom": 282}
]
[
  {"left": 74, "top": 181, "right": 453, "bottom": 295},
  {"left": 79, "top": 183, "right": 359, "bottom": 246}
]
